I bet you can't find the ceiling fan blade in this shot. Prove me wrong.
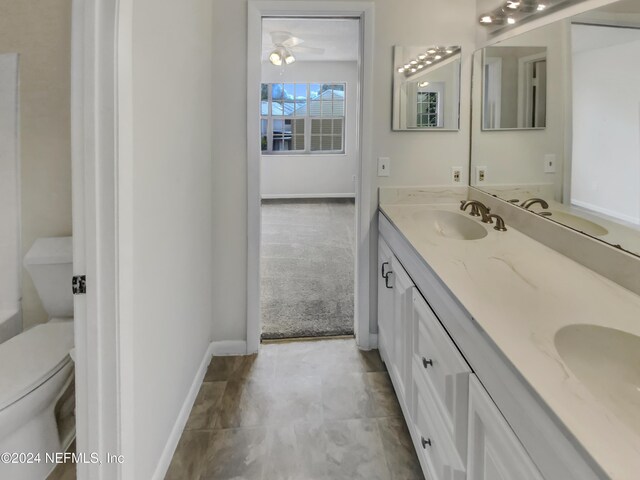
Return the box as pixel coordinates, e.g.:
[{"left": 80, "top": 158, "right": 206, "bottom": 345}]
[
  {"left": 270, "top": 31, "right": 295, "bottom": 46},
  {"left": 291, "top": 45, "right": 325, "bottom": 55},
  {"left": 282, "top": 36, "right": 304, "bottom": 48}
]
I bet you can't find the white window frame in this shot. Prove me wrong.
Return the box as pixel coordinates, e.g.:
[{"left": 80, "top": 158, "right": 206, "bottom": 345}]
[{"left": 261, "top": 82, "right": 346, "bottom": 155}]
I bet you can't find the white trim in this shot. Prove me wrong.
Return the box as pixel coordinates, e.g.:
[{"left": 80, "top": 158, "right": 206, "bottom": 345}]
[
  {"left": 261, "top": 193, "right": 356, "bottom": 200},
  {"left": 151, "top": 343, "right": 215, "bottom": 480},
  {"left": 571, "top": 199, "right": 640, "bottom": 225},
  {"left": 72, "top": 0, "right": 121, "bottom": 478},
  {"left": 211, "top": 340, "right": 249, "bottom": 356},
  {"left": 247, "top": 1, "right": 374, "bottom": 354},
  {"left": 368, "top": 334, "right": 378, "bottom": 349}
]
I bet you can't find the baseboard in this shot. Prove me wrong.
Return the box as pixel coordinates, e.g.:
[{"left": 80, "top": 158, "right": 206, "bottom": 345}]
[
  {"left": 261, "top": 193, "right": 355, "bottom": 199},
  {"left": 211, "top": 340, "right": 248, "bottom": 356},
  {"left": 152, "top": 342, "right": 215, "bottom": 480},
  {"left": 369, "top": 334, "right": 378, "bottom": 349}
]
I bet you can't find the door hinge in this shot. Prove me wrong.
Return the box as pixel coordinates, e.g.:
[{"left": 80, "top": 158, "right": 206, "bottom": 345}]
[{"left": 72, "top": 275, "right": 86, "bottom": 295}]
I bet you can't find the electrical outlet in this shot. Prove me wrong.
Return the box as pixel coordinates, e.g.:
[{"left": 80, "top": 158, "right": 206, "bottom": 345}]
[
  {"left": 544, "top": 154, "right": 556, "bottom": 173},
  {"left": 451, "top": 167, "right": 462, "bottom": 183},
  {"left": 476, "top": 166, "right": 487, "bottom": 184},
  {"left": 378, "top": 157, "right": 390, "bottom": 177}
]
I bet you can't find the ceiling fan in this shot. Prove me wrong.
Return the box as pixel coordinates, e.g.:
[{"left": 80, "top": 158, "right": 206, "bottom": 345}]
[{"left": 266, "top": 31, "right": 325, "bottom": 66}]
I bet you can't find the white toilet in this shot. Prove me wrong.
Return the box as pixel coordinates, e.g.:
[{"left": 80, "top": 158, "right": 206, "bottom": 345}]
[{"left": 0, "top": 237, "right": 75, "bottom": 480}]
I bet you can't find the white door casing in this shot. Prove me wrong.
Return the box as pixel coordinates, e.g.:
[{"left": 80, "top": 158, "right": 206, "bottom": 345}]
[{"left": 246, "top": 1, "right": 375, "bottom": 352}]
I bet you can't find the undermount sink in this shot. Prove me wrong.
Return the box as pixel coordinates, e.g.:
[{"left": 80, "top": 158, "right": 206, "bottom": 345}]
[
  {"left": 554, "top": 324, "right": 640, "bottom": 435},
  {"left": 546, "top": 210, "right": 608, "bottom": 237},
  {"left": 412, "top": 210, "right": 488, "bottom": 240}
]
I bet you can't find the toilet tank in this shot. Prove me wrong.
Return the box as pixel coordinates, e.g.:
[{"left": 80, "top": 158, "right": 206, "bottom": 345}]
[{"left": 23, "top": 237, "right": 73, "bottom": 319}]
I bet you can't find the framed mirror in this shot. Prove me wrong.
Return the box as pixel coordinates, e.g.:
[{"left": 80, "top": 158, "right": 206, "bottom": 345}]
[
  {"left": 482, "top": 46, "right": 547, "bottom": 130},
  {"left": 392, "top": 45, "right": 461, "bottom": 131},
  {"left": 470, "top": 0, "right": 640, "bottom": 257}
]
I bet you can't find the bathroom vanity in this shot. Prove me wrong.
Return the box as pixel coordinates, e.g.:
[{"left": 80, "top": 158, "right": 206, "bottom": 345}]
[{"left": 377, "top": 187, "right": 640, "bottom": 480}]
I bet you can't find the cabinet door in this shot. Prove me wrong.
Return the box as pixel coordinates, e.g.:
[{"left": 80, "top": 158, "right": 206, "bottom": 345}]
[
  {"left": 390, "top": 255, "right": 414, "bottom": 401},
  {"left": 468, "top": 375, "right": 544, "bottom": 480},
  {"left": 377, "top": 236, "right": 394, "bottom": 365}
]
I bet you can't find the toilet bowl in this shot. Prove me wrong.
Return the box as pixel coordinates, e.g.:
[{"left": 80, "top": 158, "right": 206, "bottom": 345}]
[
  {"left": 0, "top": 236, "right": 76, "bottom": 479},
  {"left": 0, "top": 322, "right": 74, "bottom": 480}
]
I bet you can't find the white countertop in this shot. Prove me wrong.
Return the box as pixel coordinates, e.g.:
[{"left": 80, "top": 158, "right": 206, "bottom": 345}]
[{"left": 380, "top": 191, "right": 640, "bottom": 480}]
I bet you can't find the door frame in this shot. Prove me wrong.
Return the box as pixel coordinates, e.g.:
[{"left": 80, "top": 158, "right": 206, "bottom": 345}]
[
  {"left": 71, "top": 0, "right": 123, "bottom": 478},
  {"left": 246, "top": 0, "right": 375, "bottom": 352}
]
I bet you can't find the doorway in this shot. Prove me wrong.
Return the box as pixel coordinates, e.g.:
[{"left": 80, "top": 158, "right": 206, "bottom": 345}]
[
  {"left": 246, "top": 1, "right": 375, "bottom": 352},
  {"left": 259, "top": 17, "right": 359, "bottom": 340}
]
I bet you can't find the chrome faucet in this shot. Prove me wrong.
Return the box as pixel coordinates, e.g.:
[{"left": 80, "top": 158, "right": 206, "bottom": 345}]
[
  {"left": 521, "top": 198, "right": 549, "bottom": 210},
  {"left": 460, "top": 200, "right": 492, "bottom": 223}
]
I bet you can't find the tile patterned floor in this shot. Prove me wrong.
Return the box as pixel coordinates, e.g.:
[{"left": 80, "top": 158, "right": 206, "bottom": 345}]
[{"left": 165, "top": 339, "right": 424, "bottom": 480}]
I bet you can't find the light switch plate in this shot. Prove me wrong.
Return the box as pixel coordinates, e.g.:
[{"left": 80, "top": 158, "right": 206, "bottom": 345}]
[
  {"left": 544, "top": 154, "right": 556, "bottom": 173},
  {"left": 378, "top": 157, "right": 390, "bottom": 177}
]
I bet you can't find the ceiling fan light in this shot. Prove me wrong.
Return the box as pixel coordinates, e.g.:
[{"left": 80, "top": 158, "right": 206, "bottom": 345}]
[
  {"left": 269, "top": 49, "right": 283, "bottom": 66},
  {"left": 284, "top": 51, "right": 296, "bottom": 64}
]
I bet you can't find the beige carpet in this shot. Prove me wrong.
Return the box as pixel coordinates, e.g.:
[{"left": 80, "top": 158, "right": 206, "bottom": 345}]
[{"left": 260, "top": 199, "right": 355, "bottom": 339}]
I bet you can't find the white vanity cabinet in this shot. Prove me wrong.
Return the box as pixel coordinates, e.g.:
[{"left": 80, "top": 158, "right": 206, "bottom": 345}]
[
  {"left": 378, "top": 213, "right": 550, "bottom": 480},
  {"left": 467, "top": 375, "right": 544, "bottom": 480},
  {"left": 377, "top": 236, "right": 414, "bottom": 401}
]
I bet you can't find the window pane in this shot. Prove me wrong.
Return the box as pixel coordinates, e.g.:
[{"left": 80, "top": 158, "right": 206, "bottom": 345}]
[
  {"left": 261, "top": 84, "right": 268, "bottom": 101},
  {"left": 333, "top": 134, "right": 342, "bottom": 151},
  {"left": 261, "top": 119, "right": 267, "bottom": 151},
  {"left": 332, "top": 118, "right": 343, "bottom": 135}
]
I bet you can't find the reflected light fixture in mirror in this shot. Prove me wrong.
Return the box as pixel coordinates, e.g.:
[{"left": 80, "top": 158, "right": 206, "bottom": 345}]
[
  {"left": 479, "top": 0, "right": 559, "bottom": 28},
  {"left": 397, "top": 46, "right": 461, "bottom": 75}
]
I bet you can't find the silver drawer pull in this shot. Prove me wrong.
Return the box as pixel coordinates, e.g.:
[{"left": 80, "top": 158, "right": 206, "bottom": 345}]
[
  {"left": 421, "top": 436, "right": 432, "bottom": 449},
  {"left": 422, "top": 357, "right": 433, "bottom": 369}
]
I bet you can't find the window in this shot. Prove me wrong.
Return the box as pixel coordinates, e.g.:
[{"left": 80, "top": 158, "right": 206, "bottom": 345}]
[
  {"left": 261, "top": 83, "right": 345, "bottom": 154},
  {"left": 416, "top": 91, "right": 439, "bottom": 127}
]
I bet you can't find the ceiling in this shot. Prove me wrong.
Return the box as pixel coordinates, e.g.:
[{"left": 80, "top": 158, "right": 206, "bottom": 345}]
[{"left": 261, "top": 17, "right": 359, "bottom": 62}]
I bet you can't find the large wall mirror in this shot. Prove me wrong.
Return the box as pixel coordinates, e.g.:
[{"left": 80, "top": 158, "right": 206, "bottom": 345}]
[
  {"left": 471, "top": 0, "right": 640, "bottom": 257},
  {"left": 393, "top": 45, "right": 461, "bottom": 131}
]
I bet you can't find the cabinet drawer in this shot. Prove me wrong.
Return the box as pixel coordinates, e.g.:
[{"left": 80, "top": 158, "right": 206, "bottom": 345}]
[
  {"left": 413, "top": 289, "right": 471, "bottom": 461},
  {"left": 414, "top": 379, "right": 466, "bottom": 480}
]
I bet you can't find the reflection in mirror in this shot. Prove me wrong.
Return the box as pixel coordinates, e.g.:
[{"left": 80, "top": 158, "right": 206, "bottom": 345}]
[
  {"left": 392, "top": 46, "right": 461, "bottom": 131},
  {"left": 482, "top": 46, "right": 547, "bottom": 129},
  {"left": 470, "top": 0, "right": 640, "bottom": 257}
]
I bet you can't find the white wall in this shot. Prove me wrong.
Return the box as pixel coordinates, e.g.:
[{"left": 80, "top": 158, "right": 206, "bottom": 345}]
[
  {"left": 261, "top": 61, "right": 358, "bottom": 197},
  {"left": 126, "top": 0, "right": 214, "bottom": 477},
  {"left": 0, "top": 54, "right": 20, "bottom": 322},
  {"left": 211, "top": 0, "right": 477, "bottom": 343},
  {"left": 571, "top": 24, "right": 640, "bottom": 224},
  {"left": 471, "top": 21, "right": 567, "bottom": 200},
  {"left": 0, "top": 0, "right": 73, "bottom": 329}
]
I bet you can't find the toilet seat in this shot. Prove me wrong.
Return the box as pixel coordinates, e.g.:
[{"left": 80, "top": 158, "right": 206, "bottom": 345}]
[{"left": 0, "top": 323, "right": 74, "bottom": 411}]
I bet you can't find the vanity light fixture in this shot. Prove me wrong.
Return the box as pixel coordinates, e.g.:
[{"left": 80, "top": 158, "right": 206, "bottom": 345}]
[
  {"left": 418, "top": 81, "right": 429, "bottom": 87},
  {"left": 479, "top": 0, "right": 567, "bottom": 27},
  {"left": 396, "top": 45, "right": 461, "bottom": 78}
]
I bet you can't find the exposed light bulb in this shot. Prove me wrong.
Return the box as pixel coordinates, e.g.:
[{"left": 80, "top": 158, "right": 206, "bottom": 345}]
[
  {"left": 410, "top": 60, "right": 418, "bottom": 65},
  {"left": 410, "top": 68, "right": 417, "bottom": 73},
  {"left": 426, "top": 60, "right": 432, "bottom": 65},
  {"left": 506, "top": 1, "right": 520, "bottom": 9},
  {"left": 418, "top": 81, "right": 429, "bottom": 87},
  {"left": 480, "top": 15, "right": 493, "bottom": 23},
  {"left": 427, "top": 49, "right": 436, "bottom": 54},
  {"left": 446, "top": 49, "right": 453, "bottom": 54},
  {"left": 284, "top": 52, "right": 295, "bottom": 64},
  {"left": 418, "top": 54, "right": 426, "bottom": 60},
  {"left": 417, "top": 64, "right": 424, "bottom": 69},
  {"left": 397, "top": 67, "right": 405, "bottom": 73},
  {"left": 537, "top": 3, "right": 546, "bottom": 10},
  {"left": 507, "top": 17, "right": 516, "bottom": 24},
  {"left": 434, "top": 55, "right": 442, "bottom": 60}
]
